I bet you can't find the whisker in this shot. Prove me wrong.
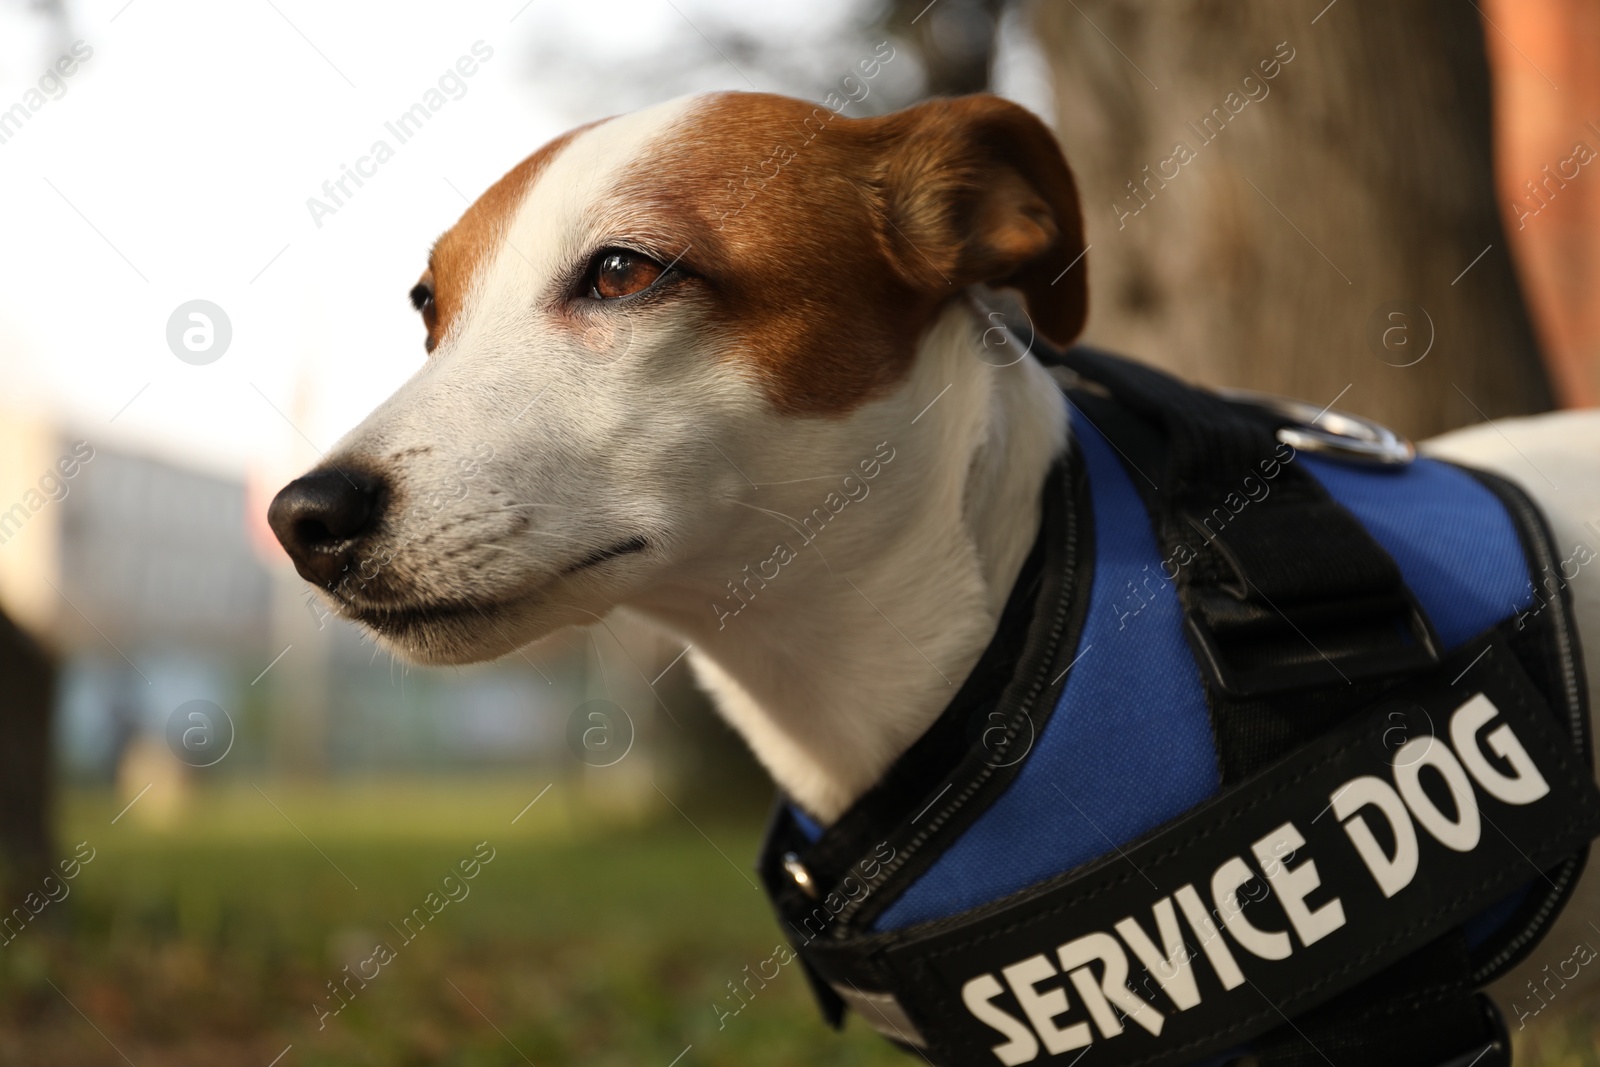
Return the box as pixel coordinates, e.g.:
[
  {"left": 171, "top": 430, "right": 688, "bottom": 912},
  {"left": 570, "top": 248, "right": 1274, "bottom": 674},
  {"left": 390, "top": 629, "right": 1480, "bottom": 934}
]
[
  {"left": 751, "top": 474, "right": 843, "bottom": 486},
  {"left": 727, "top": 499, "right": 835, "bottom": 576}
]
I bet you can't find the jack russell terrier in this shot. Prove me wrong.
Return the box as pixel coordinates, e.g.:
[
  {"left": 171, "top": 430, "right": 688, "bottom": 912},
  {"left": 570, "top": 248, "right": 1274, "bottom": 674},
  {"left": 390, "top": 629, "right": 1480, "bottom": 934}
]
[{"left": 268, "top": 91, "right": 1600, "bottom": 1062}]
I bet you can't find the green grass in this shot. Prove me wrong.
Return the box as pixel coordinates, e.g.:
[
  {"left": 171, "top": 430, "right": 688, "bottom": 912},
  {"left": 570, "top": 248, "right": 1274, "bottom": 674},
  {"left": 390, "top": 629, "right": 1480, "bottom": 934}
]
[
  {"left": 2, "top": 777, "right": 1596, "bottom": 1065},
  {"left": 0, "top": 778, "right": 906, "bottom": 1067}
]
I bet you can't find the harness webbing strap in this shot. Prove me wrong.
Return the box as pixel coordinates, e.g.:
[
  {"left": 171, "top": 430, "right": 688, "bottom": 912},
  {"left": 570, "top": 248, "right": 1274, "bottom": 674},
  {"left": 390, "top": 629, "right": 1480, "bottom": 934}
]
[
  {"left": 1058, "top": 387, "right": 1419, "bottom": 782},
  {"left": 1045, "top": 346, "right": 1441, "bottom": 755},
  {"left": 1250, "top": 933, "right": 1504, "bottom": 1067}
]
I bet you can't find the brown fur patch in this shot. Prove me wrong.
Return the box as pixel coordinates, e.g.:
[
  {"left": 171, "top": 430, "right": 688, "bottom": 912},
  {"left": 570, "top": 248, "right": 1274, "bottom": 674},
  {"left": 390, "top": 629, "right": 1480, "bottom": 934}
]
[
  {"left": 603, "top": 92, "right": 1087, "bottom": 416},
  {"left": 421, "top": 121, "right": 605, "bottom": 352}
]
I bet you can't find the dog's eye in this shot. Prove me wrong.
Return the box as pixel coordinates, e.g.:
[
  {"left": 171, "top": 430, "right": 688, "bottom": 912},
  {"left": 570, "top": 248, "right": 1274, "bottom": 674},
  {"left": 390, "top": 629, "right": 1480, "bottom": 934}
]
[
  {"left": 587, "top": 249, "right": 664, "bottom": 300},
  {"left": 409, "top": 283, "right": 434, "bottom": 311}
]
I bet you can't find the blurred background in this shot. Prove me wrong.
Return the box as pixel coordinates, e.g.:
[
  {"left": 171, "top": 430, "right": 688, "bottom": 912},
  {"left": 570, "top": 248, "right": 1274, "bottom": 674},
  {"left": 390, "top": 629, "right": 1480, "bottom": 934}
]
[{"left": 0, "top": 0, "right": 1596, "bottom": 1063}]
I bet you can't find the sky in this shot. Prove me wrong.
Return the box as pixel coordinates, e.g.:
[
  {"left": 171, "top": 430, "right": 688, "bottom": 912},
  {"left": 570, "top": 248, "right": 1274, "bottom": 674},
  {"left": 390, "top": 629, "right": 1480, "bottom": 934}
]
[{"left": 0, "top": 0, "right": 1050, "bottom": 492}]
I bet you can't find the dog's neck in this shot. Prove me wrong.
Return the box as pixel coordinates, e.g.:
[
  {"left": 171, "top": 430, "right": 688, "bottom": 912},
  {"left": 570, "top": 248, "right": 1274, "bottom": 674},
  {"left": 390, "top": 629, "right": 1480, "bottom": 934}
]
[{"left": 630, "top": 301, "right": 1068, "bottom": 823}]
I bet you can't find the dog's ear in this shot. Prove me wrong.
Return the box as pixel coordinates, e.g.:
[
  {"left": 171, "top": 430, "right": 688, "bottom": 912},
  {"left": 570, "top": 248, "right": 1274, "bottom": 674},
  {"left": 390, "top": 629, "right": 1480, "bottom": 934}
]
[{"left": 875, "top": 94, "right": 1087, "bottom": 346}]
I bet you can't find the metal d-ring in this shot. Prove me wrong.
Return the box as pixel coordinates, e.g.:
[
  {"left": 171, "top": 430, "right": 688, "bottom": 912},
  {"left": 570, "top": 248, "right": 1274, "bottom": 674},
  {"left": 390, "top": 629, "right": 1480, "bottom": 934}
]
[{"left": 1218, "top": 389, "right": 1416, "bottom": 467}]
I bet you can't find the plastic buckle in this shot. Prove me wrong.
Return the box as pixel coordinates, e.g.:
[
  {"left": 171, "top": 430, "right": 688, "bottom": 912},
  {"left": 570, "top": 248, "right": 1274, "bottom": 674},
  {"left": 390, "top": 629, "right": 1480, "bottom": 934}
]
[{"left": 1184, "top": 591, "right": 1441, "bottom": 697}]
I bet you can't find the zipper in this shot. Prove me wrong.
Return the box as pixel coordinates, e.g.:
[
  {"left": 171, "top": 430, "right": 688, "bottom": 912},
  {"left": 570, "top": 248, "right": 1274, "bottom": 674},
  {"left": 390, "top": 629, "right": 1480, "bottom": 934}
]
[
  {"left": 826, "top": 450, "right": 1085, "bottom": 936},
  {"left": 1469, "top": 474, "right": 1589, "bottom": 985}
]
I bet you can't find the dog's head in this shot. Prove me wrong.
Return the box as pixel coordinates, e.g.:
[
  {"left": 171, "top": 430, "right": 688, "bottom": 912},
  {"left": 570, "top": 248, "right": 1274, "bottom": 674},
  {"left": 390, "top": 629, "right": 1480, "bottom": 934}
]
[{"left": 267, "top": 91, "right": 1086, "bottom": 664}]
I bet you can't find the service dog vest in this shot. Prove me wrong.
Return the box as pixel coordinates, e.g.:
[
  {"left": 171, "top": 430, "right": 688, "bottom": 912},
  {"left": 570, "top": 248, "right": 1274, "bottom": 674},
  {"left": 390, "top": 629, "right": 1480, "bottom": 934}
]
[{"left": 757, "top": 343, "right": 1600, "bottom": 1067}]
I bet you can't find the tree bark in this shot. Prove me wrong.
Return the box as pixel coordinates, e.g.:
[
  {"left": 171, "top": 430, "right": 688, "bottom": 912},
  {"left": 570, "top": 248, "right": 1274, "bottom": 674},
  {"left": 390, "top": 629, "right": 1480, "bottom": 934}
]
[
  {"left": 887, "top": 0, "right": 1007, "bottom": 97},
  {"left": 1031, "top": 0, "right": 1553, "bottom": 441}
]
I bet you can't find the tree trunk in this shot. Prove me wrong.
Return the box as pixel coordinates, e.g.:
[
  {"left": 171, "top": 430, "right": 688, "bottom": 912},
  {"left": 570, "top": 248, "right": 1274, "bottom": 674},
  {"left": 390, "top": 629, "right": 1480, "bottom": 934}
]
[
  {"left": 887, "top": 0, "right": 1007, "bottom": 97},
  {"left": 0, "top": 607, "right": 54, "bottom": 896},
  {"left": 1031, "top": 0, "right": 1553, "bottom": 441}
]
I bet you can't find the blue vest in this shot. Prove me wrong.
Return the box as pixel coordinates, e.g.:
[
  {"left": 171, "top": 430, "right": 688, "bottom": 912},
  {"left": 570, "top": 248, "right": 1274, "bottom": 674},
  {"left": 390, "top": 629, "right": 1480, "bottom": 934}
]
[
  {"left": 758, "top": 347, "right": 1599, "bottom": 1067},
  {"left": 872, "top": 416, "right": 1541, "bottom": 929}
]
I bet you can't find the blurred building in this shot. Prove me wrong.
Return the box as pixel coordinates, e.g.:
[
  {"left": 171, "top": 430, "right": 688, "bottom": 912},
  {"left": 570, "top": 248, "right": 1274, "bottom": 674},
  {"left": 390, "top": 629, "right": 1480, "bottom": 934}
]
[{"left": 0, "top": 413, "right": 581, "bottom": 784}]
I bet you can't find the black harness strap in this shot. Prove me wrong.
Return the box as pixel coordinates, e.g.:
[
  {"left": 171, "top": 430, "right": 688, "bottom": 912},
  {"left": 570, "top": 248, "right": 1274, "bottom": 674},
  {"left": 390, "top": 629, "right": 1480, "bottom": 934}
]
[
  {"left": 1046, "top": 346, "right": 1442, "bottom": 770},
  {"left": 1250, "top": 933, "right": 1506, "bottom": 1067}
]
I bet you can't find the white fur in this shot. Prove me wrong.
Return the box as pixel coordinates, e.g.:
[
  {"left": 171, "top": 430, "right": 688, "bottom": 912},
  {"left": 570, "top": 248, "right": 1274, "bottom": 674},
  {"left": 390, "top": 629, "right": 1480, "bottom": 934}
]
[{"left": 633, "top": 303, "right": 1065, "bottom": 820}]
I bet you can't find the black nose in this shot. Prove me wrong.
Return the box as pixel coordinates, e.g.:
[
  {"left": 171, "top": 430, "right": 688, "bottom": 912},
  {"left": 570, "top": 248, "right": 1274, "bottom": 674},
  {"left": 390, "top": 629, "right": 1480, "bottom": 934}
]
[{"left": 267, "top": 468, "right": 384, "bottom": 589}]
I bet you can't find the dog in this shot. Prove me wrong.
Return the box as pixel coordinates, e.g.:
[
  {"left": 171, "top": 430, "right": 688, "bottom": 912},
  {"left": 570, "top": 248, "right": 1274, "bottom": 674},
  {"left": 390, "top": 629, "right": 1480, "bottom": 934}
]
[{"left": 267, "top": 90, "right": 1600, "bottom": 1044}]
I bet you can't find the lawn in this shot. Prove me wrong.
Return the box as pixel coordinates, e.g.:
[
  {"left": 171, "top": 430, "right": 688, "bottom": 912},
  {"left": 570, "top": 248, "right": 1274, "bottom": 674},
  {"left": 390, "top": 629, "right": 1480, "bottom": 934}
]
[
  {"left": 1, "top": 776, "right": 1596, "bottom": 1066},
  {"left": 0, "top": 777, "right": 904, "bottom": 1067}
]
